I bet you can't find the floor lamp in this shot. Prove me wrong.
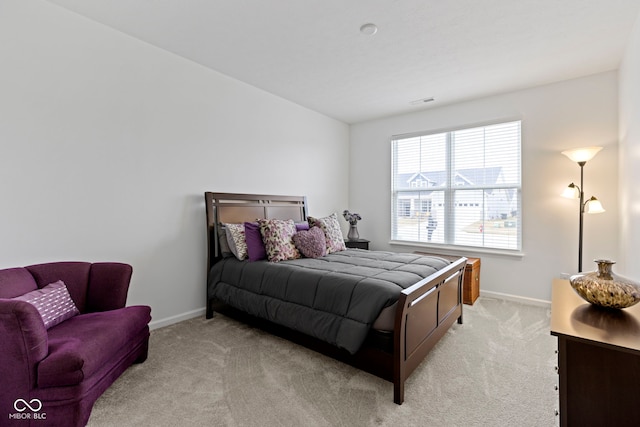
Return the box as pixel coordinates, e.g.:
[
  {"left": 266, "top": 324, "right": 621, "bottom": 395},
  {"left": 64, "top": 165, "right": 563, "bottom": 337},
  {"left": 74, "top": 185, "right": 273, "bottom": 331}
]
[{"left": 561, "top": 146, "right": 605, "bottom": 272}]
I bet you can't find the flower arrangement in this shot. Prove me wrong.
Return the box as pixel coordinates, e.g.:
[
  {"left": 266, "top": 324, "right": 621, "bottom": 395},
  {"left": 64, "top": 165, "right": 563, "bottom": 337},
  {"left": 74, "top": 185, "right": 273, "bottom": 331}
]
[{"left": 342, "top": 210, "right": 362, "bottom": 226}]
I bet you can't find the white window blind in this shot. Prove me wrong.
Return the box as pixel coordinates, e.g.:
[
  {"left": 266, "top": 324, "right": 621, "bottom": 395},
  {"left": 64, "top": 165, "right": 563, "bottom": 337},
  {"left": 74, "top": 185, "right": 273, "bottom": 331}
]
[{"left": 391, "top": 120, "right": 521, "bottom": 251}]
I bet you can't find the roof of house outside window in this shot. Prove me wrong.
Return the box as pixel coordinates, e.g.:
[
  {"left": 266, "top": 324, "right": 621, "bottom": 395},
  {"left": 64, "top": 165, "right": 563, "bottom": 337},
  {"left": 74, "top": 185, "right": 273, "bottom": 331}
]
[{"left": 396, "top": 167, "right": 503, "bottom": 190}]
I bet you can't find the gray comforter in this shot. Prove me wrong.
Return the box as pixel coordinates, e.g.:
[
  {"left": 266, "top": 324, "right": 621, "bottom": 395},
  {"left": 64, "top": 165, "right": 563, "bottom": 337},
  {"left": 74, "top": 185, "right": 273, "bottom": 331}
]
[{"left": 207, "top": 249, "right": 451, "bottom": 354}]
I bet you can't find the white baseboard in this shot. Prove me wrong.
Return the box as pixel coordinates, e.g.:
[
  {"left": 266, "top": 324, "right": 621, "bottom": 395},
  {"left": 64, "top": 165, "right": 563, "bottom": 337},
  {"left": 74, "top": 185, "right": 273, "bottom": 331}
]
[
  {"left": 147, "top": 291, "right": 550, "bottom": 331},
  {"left": 480, "top": 290, "right": 551, "bottom": 308},
  {"left": 149, "top": 307, "right": 206, "bottom": 330}
]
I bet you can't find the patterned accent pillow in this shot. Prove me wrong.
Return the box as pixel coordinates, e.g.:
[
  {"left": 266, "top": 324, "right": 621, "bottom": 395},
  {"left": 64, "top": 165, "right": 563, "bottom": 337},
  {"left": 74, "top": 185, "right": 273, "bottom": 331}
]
[
  {"left": 224, "top": 223, "right": 248, "bottom": 260},
  {"left": 308, "top": 213, "right": 347, "bottom": 254},
  {"left": 292, "top": 226, "right": 327, "bottom": 258},
  {"left": 14, "top": 280, "right": 80, "bottom": 329},
  {"left": 257, "top": 218, "right": 301, "bottom": 262}
]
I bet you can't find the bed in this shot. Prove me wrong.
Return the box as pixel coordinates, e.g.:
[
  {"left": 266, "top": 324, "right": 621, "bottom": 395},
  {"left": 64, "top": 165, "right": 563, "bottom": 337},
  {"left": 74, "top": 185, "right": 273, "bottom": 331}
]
[{"left": 204, "top": 192, "right": 467, "bottom": 404}]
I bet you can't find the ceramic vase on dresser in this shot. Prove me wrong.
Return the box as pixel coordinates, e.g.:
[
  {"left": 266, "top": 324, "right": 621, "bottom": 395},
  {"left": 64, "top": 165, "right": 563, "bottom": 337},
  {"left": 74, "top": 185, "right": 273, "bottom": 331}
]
[{"left": 569, "top": 259, "right": 640, "bottom": 309}]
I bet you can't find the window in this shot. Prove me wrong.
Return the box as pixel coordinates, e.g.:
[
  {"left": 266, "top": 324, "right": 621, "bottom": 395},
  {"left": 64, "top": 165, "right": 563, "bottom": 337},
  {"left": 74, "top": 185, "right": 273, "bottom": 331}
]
[{"left": 391, "top": 120, "right": 521, "bottom": 251}]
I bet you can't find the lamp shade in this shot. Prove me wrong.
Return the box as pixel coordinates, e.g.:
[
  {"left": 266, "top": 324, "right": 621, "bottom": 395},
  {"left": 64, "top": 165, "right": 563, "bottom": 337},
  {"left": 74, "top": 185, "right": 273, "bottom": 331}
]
[
  {"left": 585, "top": 197, "right": 605, "bottom": 214},
  {"left": 561, "top": 146, "right": 603, "bottom": 163},
  {"left": 562, "top": 183, "right": 579, "bottom": 199}
]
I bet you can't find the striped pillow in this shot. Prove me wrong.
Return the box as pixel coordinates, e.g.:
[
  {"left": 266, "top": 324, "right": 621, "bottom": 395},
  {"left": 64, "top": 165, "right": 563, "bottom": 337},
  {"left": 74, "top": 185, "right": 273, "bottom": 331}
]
[{"left": 14, "top": 280, "right": 80, "bottom": 329}]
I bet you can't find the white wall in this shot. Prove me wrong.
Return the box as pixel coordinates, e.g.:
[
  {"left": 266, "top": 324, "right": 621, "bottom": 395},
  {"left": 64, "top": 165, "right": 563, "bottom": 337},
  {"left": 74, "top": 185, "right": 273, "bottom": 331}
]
[
  {"left": 1, "top": 1, "right": 631, "bottom": 316},
  {"left": 0, "top": 0, "right": 349, "bottom": 327},
  {"left": 619, "top": 14, "right": 640, "bottom": 279},
  {"left": 350, "top": 72, "right": 619, "bottom": 302}
]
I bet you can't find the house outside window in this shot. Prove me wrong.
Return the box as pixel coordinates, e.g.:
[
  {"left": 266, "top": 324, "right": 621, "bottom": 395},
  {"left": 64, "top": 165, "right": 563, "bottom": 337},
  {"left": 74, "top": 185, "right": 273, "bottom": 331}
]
[
  {"left": 417, "top": 199, "right": 432, "bottom": 215},
  {"left": 391, "top": 120, "right": 522, "bottom": 251},
  {"left": 397, "top": 199, "right": 411, "bottom": 218}
]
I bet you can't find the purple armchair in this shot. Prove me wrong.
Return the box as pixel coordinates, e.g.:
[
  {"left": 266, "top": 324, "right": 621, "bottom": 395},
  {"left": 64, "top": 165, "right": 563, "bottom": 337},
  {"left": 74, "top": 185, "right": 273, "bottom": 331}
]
[{"left": 0, "top": 262, "right": 151, "bottom": 427}]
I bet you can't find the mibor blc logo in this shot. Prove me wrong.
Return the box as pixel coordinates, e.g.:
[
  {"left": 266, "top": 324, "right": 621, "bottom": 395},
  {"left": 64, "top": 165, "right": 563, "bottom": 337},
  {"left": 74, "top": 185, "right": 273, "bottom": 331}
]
[{"left": 9, "top": 398, "right": 47, "bottom": 420}]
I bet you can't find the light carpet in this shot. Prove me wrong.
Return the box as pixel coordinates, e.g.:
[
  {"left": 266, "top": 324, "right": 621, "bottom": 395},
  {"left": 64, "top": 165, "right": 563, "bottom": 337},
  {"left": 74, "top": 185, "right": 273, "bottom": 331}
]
[{"left": 87, "top": 297, "right": 558, "bottom": 426}]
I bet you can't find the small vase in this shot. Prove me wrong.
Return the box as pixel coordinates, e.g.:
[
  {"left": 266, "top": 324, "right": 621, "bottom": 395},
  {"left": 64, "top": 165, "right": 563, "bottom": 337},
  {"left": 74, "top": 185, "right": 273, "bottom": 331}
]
[
  {"left": 347, "top": 224, "right": 359, "bottom": 240},
  {"left": 569, "top": 260, "right": 640, "bottom": 309}
]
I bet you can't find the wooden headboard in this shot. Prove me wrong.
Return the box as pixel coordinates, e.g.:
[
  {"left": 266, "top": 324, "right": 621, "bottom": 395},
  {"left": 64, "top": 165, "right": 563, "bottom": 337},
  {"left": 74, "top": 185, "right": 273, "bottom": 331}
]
[{"left": 204, "top": 192, "right": 308, "bottom": 276}]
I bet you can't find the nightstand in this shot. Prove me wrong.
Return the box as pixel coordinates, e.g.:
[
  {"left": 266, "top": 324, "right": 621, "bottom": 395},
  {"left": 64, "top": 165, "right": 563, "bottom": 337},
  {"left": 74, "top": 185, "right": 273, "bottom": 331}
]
[
  {"left": 463, "top": 258, "right": 480, "bottom": 305},
  {"left": 345, "top": 239, "right": 369, "bottom": 250},
  {"left": 412, "top": 252, "right": 480, "bottom": 305}
]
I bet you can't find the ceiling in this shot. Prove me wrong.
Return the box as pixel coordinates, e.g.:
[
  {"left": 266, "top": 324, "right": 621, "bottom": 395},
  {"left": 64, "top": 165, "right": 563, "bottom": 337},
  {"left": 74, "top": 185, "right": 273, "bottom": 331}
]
[{"left": 48, "top": 0, "right": 640, "bottom": 124}]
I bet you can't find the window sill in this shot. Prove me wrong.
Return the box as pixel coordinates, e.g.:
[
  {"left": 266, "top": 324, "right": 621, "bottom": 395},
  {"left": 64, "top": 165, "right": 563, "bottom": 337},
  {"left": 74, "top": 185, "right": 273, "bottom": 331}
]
[{"left": 389, "top": 240, "right": 525, "bottom": 258}]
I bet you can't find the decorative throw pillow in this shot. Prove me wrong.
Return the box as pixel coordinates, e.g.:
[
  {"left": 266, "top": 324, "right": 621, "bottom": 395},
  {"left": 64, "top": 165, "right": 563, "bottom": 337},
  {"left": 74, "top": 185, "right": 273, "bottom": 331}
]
[
  {"left": 292, "top": 226, "right": 327, "bottom": 258},
  {"left": 217, "top": 225, "right": 233, "bottom": 258},
  {"left": 295, "top": 222, "right": 310, "bottom": 232},
  {"left": 14, "top": 280, "right": 80, "bottom": 329},
  {"left": 224, "top": 223, "right": 248, "bottom": 260},
  {"left": 257, "top": 218, "right": 300, "bottom": 262},
  {"left": 244, "top": 221, "right": 267, "bottom": 262},
  {"left": 308, "top": 213, "right": 347, "bottom": 254}
]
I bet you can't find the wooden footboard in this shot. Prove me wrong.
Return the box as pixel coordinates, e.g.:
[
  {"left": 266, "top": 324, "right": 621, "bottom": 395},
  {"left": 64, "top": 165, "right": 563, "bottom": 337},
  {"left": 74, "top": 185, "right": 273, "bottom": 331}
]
[{"left": 393, "top": 257, "right": 466, "bottom": 404}]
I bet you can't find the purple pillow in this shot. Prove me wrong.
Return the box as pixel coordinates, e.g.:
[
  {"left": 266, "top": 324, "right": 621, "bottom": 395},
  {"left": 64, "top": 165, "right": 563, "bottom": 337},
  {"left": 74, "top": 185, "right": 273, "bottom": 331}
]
[
  {"left": 14, "top": 280, "right": 80, "bottom": 329},
  {"left": 292, "top": 226, "right": 327, "bottom": 258},
  {"left": 308, "top": 213, "right": 347, "bottom": 254},
  {"left": 295, "top": 222, "right": 310, "bottom": 232},
  {"left": 244, "top": 222, "right": 267, "bottom": 261}
]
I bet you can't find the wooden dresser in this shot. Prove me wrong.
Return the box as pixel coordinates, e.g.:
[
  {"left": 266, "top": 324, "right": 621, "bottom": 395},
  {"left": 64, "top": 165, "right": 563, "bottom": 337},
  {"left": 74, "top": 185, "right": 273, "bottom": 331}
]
[{"left": 550, "top": 278, "right": 640, "bottom": 427}]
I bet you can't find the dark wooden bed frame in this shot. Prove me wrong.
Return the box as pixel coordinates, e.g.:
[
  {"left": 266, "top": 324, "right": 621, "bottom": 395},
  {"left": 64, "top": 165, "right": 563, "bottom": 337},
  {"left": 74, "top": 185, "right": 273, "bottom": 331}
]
[{"left": 204, "top": 192, "right": 466, "bottom": 404}]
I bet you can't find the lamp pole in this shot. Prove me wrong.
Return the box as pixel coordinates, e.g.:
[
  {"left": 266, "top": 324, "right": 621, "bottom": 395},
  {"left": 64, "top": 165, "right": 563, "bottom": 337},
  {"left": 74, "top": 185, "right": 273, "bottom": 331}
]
[{"left": 578, "top": 161, "right": 585, "bottom": 273}]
